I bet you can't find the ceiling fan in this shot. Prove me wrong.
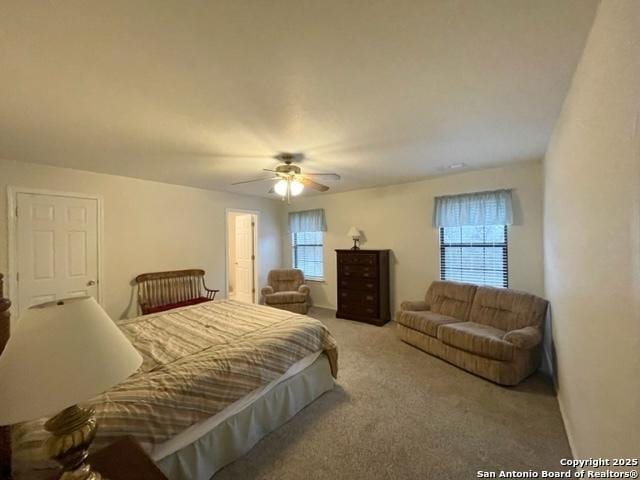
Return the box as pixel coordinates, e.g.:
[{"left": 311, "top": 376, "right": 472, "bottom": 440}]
[{"left": 231, "top": 153, "right": 341, "bottom": 203}]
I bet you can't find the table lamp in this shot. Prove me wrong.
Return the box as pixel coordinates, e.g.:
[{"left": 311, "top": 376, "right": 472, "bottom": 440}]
[
  {"left": 347, "top": 226, "right": 361, "bottom": 250},
  {"left": 0, "top": 297, "right": 142, "bottom": 480}
]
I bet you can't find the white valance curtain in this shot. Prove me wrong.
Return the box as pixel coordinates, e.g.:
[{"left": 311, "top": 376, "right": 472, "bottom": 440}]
[
  {"left": 432, "top": 189, "right": 513, "bottom": 227},
  {"left": 288, "top": 209, "right": 327, "bottom": 233}
]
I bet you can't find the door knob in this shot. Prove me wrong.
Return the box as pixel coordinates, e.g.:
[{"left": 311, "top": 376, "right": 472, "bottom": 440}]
[{"left": 87, "top": 280, "right": 96, "bottom": 286}]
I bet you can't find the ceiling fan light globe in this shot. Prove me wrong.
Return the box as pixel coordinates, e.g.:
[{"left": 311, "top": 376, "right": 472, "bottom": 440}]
[
  {"left": 290, "top": 179, "right": 304, "bottom": 196},
  {"left": 274, "top": 179, "right": 288, "bottom": 196}
]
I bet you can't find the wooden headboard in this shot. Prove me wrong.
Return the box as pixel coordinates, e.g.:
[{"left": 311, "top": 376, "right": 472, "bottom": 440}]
[{"left": 0, "top": 273, "right": 12, "bottom": 478}]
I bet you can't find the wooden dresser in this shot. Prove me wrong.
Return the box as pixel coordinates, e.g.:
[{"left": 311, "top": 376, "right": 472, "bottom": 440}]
[{"left": 335, "top": 249, "right": 390, "bottom": 326}]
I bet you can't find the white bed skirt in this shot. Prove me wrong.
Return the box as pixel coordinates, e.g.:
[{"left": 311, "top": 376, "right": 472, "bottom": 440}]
[{"left": 155, "top": 353, "right": 335, "bottom": 480}]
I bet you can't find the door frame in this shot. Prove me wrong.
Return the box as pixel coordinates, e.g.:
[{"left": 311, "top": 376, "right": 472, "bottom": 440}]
[
  {"left": 224, "top": 208, "right": 259, "bottom": 303},
  {"left": 7, "top": 186, "right": 105, "bottom": 324}
]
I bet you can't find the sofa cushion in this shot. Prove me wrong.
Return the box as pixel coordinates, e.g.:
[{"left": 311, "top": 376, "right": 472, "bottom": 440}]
[
  {"left": 437, "top": 321, "right": 514, "bottom": 361},
  {"left": 469, "top": 286, "right": 548, "bottom": 331},
  {"left": 424, "top": 281, "right": 477, "bottom": 320},
  {"left": 397, "top": 310, "right": 463, "bottom": 337},
  {"left": 264, "top": 291, "right": 307, "bottom": 305}
]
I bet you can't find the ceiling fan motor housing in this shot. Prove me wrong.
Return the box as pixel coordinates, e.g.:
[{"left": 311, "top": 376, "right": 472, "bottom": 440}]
[{"left": 275, "top": 163, "right": 301, "bottom": 175}]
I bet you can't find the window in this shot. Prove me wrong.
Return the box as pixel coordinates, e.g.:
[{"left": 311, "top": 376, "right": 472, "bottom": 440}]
[
  {"left": 292, "top": 231, "right": 324, "bottom": 279},
  {"left": 439, "top": 224, "right": 508, "bottom": 288},
  {"left": 289, "top": 208, "right": 326, "bottom": 280}
]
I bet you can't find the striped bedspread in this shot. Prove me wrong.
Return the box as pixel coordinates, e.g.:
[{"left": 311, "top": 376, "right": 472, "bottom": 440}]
[{"left": 12, "top": 300, "right": 338, "bottom": 477}]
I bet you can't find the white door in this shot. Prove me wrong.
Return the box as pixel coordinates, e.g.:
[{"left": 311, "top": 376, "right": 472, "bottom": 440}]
[
  {"left": 16, "top": 193, "right": 99, "bottom": 313},
  {"left": 234, "top": 214, "right": 254, "bottom": 303}
]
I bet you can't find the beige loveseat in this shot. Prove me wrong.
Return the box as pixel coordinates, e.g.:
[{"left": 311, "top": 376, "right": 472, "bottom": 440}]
[
  {"left": 261, "top": 269, "right": 310, "bottom": 314},
  {"left": 396, "top": 281, "right": 548, "bottom": 385}
]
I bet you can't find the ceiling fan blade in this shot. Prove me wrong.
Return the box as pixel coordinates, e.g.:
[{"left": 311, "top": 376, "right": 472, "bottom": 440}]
[
  {"left": 299, "top": 177, "right": 330, "bottom": 192},
  {"left": 302, "top": 173, "right": 341, "bottom": 180},
  {"left": 231, "top": 176, "right": 279, "bottom": 186},
  {"left": 262, "top": 168, "right": 278, "bottom": 173}
]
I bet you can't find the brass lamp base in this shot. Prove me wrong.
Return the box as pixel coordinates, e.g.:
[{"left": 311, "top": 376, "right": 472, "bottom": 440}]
[{"left": 45, "top": 405, "right": 104, "bottom": 480}]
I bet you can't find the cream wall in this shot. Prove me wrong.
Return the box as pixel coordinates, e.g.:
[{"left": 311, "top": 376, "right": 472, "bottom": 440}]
[
  {"left": 283, "top": 161, "right": 544, "bottom": 311},
  {"left": 0, "top": 158, "right": 283, "bottom": 320},
  {"left": 543, "top": 0, "right": 640, "bottom": 458}
]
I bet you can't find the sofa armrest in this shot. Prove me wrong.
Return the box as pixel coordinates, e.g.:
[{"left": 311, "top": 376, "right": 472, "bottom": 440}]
[
  {"left": 503, "top": 326, "right": 542, "bottom": 349},
  {"left": 261, "top": 286, "right": 274, "bottom": 297},
  {"left": 400, "top": 300, "right": 429, "bottom": 312},
  {"left": 298, "top": 284, "right": 310, "bottom": 296}
]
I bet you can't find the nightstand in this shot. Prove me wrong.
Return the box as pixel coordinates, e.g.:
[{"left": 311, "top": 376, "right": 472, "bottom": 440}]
[{"left": 48, "top": 436, "right": 167, "bottom": 480}]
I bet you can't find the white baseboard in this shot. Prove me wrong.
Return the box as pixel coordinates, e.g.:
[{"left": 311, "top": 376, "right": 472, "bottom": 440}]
[{"left": 556, "top": 392, "right": 577, "bottom": 459}]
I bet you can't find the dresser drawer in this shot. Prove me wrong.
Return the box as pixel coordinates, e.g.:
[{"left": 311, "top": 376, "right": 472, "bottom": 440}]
[
  {"left": 338, "top": 302, "right": 379, "bottom": 318},
  {"left": 337, "top": 253, "right": 378, "bottom": 266},
  {"left": 338, "top": 278, "right": 377, "bottom": 292},
  {"left": 338, "top": 264, "right": 377, "bottom": 279},
  {"left": 338, "top": 289, "right": 377, "bottom": 306}
]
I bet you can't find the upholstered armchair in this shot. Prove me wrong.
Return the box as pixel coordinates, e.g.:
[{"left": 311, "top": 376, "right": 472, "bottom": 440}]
[{"left": 261, "top": 269, "right": 310, "bottom": 314}]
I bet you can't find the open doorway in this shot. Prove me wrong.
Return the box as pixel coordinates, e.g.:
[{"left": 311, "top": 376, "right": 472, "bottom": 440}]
[{"left": 226, "top": 209, "right": 258, "bottom": 303}]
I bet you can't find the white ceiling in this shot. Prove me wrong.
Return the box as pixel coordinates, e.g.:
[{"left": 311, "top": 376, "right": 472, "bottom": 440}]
[{"left": 0, "top": 0, "right": 599, "bottom": 197}]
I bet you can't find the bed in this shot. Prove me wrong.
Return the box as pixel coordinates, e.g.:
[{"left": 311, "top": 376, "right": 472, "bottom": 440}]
[{"left": 11, "top": 299, "right": 338, "bottom": 479}]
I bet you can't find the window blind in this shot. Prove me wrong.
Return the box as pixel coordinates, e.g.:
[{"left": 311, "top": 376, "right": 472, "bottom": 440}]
[
  {"left": 440, "top": 225, "right": 508, "bottom": 288},
  {"left": 292, "top": 231, "right": 324, "bottom": 279}
]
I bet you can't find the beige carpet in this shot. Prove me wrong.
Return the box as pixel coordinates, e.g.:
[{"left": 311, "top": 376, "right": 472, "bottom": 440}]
[{"left": 215, "top": 308, "right": 571, "bottom": 479}]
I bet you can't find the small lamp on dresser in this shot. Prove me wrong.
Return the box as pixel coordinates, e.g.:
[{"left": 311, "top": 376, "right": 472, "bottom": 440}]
[
  {"left": 0, "top": 296, "right": 142, "bottom": 480},
  {"left": 347, "top": 226, "right": 361, "bottom": 250}
]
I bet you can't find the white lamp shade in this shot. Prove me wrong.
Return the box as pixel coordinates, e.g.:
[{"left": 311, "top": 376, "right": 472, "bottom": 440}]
[
  {"left": 290, "top": 179, "right": 304, "bottom": 196},
  {"left": 0, "top": 297, "right": 142, "bottom": 425},
  {"left": 274, "top": 179, "right": 288, "bottom": 196},
  {"left": 347, "top": 226, "right": 361, "bottom": 238}
]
